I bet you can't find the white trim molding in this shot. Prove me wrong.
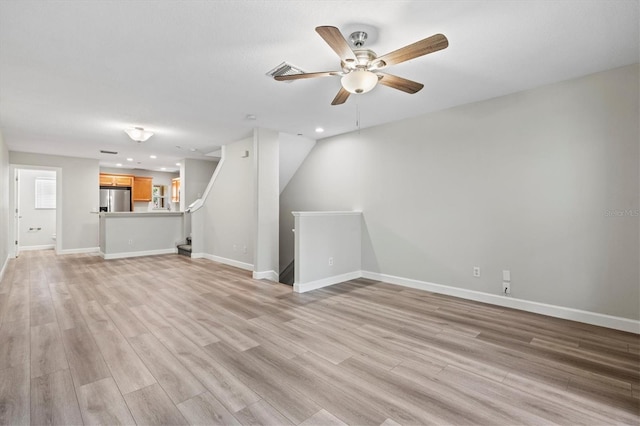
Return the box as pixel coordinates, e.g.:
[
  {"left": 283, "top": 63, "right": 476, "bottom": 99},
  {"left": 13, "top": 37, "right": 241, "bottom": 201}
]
[
  {"left": 361, "top": 271, "right": 640, "bottom": 334},
  {"left": 100, "top": 248, "right": 177, "bottom": 260},
  {"left": 57, "top": 247, "right": 100, "bottom": 255},
  {"left": 253, "top": 270, "right": 279, "bottom": 282},
  {"left": 292, "top": 211, "right": 363, "bottom": 217},
  {"left": 18, "top": 244, "right": 55, "bottom": 251},
  {"left": 191, "top": 253, "right": 254, "bottom": 272},
  {"left": 294, "top": 271, "right": 362, "bottom": 293}
]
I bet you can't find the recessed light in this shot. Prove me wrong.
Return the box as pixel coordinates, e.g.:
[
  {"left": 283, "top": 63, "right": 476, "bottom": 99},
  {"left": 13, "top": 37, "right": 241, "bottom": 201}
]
[
  {"left": 161, "top": 167, "right": 166, "bottom": 171},
  {"left": 246, "top": 114, "right": 256, "bottom": 120},
  {"left": 315, "top": 127, "right": 324, "bottom": 133},
  {"left": 126, "top": 158, "right": 133, "bottom": 162},
  {"left": 116, "top": 163, "right": 122, "bottom": 167},
  {"left": 189, "top": 148, "right": 197, "bottom": 152},
  {"left": 150, "top": 155, "right": 157, "bottom": 159},
  {"left": 176, "top": 162, "right": 181, "bottom": 166}
]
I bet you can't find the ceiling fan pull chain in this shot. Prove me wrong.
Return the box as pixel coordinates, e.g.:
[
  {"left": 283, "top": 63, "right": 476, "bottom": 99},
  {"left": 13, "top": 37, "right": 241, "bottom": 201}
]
[{"left": 356, "top": 103, "right": 361, "bottom": 133}]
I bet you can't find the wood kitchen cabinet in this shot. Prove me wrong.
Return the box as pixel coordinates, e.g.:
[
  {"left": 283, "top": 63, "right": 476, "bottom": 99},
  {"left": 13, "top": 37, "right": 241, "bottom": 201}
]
[
  {"left": 171, "top": 178, "right": 180, "bottom": 202},
  {"left": 132, "top": 176, "right": 153, "bottom": 201},
  {"left": 100, "top": 173, "right": 133, "bottom": 187}
]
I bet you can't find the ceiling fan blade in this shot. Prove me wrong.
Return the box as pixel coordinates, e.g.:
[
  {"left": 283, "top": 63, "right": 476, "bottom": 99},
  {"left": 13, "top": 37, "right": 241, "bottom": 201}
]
[
  {"left": 331, "top": 87, "right": 350, "bottom": 105},
  {"left": 377, "top": 73, "right": 424, "bottom": 94},
  {"left": 274, "top": 71, "right": 340, "bottom": 81},
  {"left": 316, "top": 26, "right": 357, "bottom": 63},
  {"left": 376, "top": 34, "right": 448, "bottom": 68}
]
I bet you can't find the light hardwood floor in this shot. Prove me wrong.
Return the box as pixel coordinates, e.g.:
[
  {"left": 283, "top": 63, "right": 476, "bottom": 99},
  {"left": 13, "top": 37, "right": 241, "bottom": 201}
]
[{"left": 0, "top": 250, "right": 638, "bottom": 425}]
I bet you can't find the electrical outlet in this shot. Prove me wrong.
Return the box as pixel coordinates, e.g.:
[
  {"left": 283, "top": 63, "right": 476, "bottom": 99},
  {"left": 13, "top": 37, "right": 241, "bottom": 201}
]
[
  {"left": 473, "top": 266, "right": 480, "bottom": 277},
  {"left": 328, "top": 257, "right": 334, "bottom": 266},
  {"left": 242, "top": 245, "right": 247, "bottom": 254},
  {"left": 128, "top": 239, "right": 133, "bottom": 245},
  {"left": 502, "top": 282, "right": 511, "bottom": 295}
]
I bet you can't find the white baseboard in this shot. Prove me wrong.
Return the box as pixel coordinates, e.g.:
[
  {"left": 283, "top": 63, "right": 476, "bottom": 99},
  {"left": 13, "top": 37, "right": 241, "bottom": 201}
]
[
  {"left": 294, "top": 271, "right": 363, "bottom": 293},
  {"left": 100, "top": 248, "right": 177, "bottom": 260},
  {"left": 253, "top": 270, "right": 279, "bottom": 282},
  {"left": 57, "top": 247, "right": 100, "bottom": 255},
  {"left": 18, "top": 244, "right": 55, "bottom": 251},
  {"left": 191, "top": 253, "right": 254, "bottom": 272},
  {"left": 361, "top": 271, "right": 640, "bottom": 334}
]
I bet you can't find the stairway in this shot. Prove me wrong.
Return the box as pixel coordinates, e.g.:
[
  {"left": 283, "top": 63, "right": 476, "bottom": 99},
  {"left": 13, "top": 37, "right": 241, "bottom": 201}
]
[
  {"left": 279, "top": 260, "right": 294, "bottom": 285},
  {"left": 177, "top": 237, "right": 192, "bottom": 257}
]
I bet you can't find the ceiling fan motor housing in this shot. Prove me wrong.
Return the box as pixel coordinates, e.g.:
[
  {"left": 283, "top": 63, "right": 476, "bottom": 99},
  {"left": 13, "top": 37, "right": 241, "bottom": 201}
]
[
  {"left": 341, "top": 49, "right": 377, "bottom": 72},
  {"left": 349, "top": 31, "right": 368, "bottom": 47}
]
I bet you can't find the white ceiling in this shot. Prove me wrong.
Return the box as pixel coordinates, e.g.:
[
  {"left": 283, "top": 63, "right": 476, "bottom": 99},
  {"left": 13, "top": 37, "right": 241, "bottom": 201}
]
[{"left": 1, "top": 1, "right": 638, "bottom": 172}]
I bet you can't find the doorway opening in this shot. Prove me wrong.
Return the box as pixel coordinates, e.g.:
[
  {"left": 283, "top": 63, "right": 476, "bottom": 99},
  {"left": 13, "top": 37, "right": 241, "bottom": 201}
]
[{"left": 11, "top": 166, "right": 61, "bottom": 258}]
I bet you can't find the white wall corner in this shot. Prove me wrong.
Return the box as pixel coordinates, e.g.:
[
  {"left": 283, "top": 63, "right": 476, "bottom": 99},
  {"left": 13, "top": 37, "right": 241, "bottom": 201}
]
[{"left": 253, "top": 270, "right": 279, "bottom": 282}]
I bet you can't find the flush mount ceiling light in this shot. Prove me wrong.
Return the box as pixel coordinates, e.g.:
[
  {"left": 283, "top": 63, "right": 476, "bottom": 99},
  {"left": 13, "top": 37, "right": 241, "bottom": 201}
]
[
  {"left": 124, "top": 127, "right": 154, "bottom": 142},
  {"left": 341, "top": 69, "right": 378, "bottom": 94}
]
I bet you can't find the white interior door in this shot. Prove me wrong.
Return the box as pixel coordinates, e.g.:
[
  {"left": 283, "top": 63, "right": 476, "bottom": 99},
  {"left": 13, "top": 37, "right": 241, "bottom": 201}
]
[{"left": 13, "top": 169, "right": 20, "bottom": 257}]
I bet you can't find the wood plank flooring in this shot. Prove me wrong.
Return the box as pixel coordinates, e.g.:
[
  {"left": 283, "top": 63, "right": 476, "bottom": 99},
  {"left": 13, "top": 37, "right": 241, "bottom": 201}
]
[{"left": 0, "top": 250, "right": 638, "bottom": 425}]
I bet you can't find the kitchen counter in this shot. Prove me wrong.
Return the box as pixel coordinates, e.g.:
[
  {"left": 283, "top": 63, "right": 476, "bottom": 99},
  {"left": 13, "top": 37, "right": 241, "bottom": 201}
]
[{"left": 99, "top": 211, "right": 184, "bottom": 259}]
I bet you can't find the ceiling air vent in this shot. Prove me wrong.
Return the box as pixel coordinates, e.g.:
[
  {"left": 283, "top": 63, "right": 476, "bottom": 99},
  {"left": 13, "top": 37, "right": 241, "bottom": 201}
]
[
  {"left": 100, "top": 150, "right": 118, "bottom": 155},
  {"left": 266, "top": 62, "right": 305, "bottom": 83}
]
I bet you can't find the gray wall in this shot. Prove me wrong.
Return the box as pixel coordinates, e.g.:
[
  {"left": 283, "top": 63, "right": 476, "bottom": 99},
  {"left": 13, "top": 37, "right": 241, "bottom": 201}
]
[
  {"left": 18, "top": 169, "right": 56, "bottom": 248},
  {"left": 99, "top": 213, "right": 183, "bottom": 258},
  {"left": 278, "top": 133, "right": 316, "bottom": 272},
  {"left": 279, "top": 133, "right": 315, "bottom": 194},
  {"left": 10, "top": 152, "right": 100, "bottom": 252},
  {"left": 294, "top": 212, "right": 362, "bottom": 289},
  {"left": 182, "top": 158, "right": 218, "bottom": 238},
  {"left": 281, "top": 64, "right": 639, "bottom": 320},
  {"left": 182, "top": 158, "right": 219, "bottom": 210},
  {"left": 201, "top": 137, "right": 255, "bottom": 265},
  {"left": 0, "top": 131, "right": 9, "bottom": 274}
]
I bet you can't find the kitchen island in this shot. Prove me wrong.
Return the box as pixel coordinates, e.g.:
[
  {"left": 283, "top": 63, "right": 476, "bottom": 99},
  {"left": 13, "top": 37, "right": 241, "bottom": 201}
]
[{"left": 99, "top": 211, "right": 184, "bottom": 259}]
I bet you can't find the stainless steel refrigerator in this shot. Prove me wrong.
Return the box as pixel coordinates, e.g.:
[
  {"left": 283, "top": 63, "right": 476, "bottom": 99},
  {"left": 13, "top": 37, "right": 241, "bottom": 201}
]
[{"left": 100, "top": 188, "right": 131, "bottom": 212}]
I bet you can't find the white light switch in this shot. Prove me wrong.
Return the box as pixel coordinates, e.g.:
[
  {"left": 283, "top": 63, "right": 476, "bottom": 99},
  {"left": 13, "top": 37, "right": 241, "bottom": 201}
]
[{"left": 503, "top": 270, "right": 511, "bottom": 282}]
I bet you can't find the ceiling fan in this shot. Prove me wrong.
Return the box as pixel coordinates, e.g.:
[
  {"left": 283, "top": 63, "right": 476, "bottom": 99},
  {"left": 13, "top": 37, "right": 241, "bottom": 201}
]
[{"left": 274, "top": 26, "right": 448, "bottom": 105}]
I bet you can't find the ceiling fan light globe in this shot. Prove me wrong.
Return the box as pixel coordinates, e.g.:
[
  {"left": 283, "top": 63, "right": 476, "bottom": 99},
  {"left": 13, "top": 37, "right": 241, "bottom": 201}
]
[
  {"left": 125, "top": 127, "right": 154, "bottom": 142},
  {"left": 341, "top": 70, "right": 378, "bottom": 94}
]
